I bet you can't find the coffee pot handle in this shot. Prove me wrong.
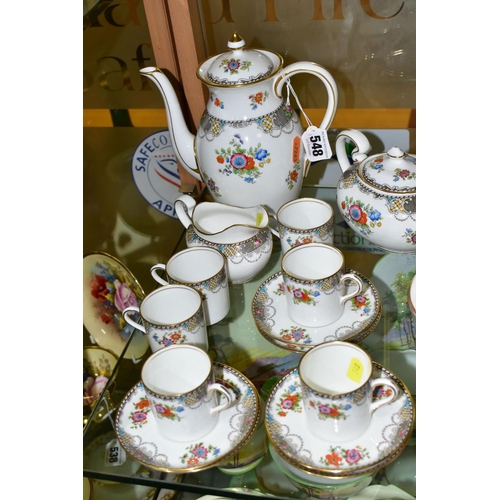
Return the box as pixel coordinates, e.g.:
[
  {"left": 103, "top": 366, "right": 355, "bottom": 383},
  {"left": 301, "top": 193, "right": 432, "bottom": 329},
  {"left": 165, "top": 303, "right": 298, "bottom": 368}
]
[
  {"left": 274, "top": 61, "right": 338, "bottom": 133},
  {"left": 335, "top": 129, "right": 371, "bottom": 173},
  {"left": 174, "top": 194, "right": 196, "bottom": 229}
]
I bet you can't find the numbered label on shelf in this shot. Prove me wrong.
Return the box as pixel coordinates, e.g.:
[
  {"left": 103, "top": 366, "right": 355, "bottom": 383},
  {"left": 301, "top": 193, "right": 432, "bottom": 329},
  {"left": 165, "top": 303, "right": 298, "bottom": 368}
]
[
  {"left": 301, "top": 126, "right": 332, "bottom": 162},
  {"left": 105, "top": 438, "right": 126, "bottom": 467}
]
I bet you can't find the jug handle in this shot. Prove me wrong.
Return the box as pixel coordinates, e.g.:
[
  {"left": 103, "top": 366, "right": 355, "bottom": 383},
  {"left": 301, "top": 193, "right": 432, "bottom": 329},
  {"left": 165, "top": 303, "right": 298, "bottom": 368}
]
[
  {"left": 335, "top": 129, "right": 371, "bottom": 173},
  {"left": 174, "top": 194, "right": 196, "bottom": 229},
  {"left": 274, "top": 61, "right": 338, "bottom": 175}
]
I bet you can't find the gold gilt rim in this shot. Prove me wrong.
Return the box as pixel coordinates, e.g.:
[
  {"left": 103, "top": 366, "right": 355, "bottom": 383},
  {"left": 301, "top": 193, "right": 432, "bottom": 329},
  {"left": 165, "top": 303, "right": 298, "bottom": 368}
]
[
  {"left": 114, "top": 362, "right": 261, "bottom": 474},
  {"left": 251, "top": 268, "right": 382, "bottom": 346},
  {"left": 264, "top": 362, "right": 415, "bottom": 478},
  {"left": 196, "top": 48, "right": 284, "bottom": 88}
]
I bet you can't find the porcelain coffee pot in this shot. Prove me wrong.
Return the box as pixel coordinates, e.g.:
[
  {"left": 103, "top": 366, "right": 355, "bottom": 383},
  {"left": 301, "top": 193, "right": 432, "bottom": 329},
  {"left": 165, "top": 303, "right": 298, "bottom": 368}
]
[
  {"left": 140, "top": 33, "right": 338, "bottom": 212},
  {"left": 335, "top": 129, "right": 416, "bottom": 254}
]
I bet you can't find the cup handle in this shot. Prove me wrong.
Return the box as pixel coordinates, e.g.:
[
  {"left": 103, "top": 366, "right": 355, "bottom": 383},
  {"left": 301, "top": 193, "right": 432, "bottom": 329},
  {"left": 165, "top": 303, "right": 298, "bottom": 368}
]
[
  {"left": 150, "top": 263, "right": 169, "bottom": 286},
  {"left": 369, "top": 378, "right": 399, "bottom": 414},
  {"left": 339, "top": 273, "right": 364, "bottom": 306},
  {"left": 122, "top": 306, "right": 146, "bottom": 334},
  {"left": 208, "top": 382, "right": 235, "bottom": 417}
]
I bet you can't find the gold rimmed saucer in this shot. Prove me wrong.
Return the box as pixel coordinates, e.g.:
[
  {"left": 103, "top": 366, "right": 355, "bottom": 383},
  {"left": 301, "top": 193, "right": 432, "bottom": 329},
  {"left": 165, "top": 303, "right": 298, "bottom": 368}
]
[
  {"left": 252, "top": 269, "right": 381, "bottom": 348},
  {"left": 83, "top": 251, "right": 149, "bottom": 360},
  {"left": 114, "top": 363, "right": 261, "bottom": 474},
  {"left": 265, "top": 362, "right": 415, "bottom": 479}
]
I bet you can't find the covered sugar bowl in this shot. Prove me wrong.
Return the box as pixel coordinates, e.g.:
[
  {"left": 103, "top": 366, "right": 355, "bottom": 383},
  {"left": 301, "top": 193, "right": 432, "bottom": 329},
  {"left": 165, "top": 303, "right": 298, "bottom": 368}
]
[{"left": 335, "top": 129, "right": 416, "bottom": 253}]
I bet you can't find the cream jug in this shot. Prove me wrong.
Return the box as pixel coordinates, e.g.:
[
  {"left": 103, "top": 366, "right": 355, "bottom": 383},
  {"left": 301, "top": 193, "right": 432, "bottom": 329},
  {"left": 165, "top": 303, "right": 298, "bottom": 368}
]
[{"left": 141, "top": 33, "right": 338, "bottom": 212}]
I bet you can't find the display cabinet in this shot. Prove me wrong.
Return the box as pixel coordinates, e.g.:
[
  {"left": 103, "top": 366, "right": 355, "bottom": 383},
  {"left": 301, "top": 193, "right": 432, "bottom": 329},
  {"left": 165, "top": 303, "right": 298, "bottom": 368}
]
[{"left": 84, "top": 2, "right": 416, "bottom": 498}]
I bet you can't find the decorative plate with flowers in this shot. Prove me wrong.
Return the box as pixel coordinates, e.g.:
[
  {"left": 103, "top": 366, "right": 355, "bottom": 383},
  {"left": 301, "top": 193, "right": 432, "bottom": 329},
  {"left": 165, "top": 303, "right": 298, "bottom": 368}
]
[{"left": 83, "top": 252, "right": 149, "bottom": 359}]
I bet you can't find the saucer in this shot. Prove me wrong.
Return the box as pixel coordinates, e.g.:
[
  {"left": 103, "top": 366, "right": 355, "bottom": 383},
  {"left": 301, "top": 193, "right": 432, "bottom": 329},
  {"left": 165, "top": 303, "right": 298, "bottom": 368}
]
[
  {"left": 115, "top": 363, "right": 261, "bottom": 473},
  {"left": 83, "top": 252, "right": 149, "bottom": 360},
  {"left": 259, "top": 309, "right": 382, "bottom": 353},
  {"left": 265, "top": 362, "right": 414, "bottom": 477},
  {"left": 252, "top": 269, "right": 381, "bottom": 347}
]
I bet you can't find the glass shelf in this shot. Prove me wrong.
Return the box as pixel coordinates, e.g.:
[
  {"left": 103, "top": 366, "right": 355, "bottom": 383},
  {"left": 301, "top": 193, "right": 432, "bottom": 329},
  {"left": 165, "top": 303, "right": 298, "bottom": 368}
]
[{"left": 83, "top": 186, "right": 416, "bottom": 500}]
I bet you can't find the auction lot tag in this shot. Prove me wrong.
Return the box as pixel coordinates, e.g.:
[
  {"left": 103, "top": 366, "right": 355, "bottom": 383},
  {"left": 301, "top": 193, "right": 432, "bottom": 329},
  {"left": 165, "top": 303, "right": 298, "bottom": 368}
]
[
  {"left": 347, "top": 357, "right": 364, "bottom": 384},
  {"left": 105, "top": 438, "right": 126, "bottom": 467},
  {"left": 302, "top": 126, "right": 332, "bottom": 162}
]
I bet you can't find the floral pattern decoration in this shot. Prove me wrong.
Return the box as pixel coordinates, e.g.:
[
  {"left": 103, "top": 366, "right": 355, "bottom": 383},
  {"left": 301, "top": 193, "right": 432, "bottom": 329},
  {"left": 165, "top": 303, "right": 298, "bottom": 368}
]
[
  {"left": 152, "top": 331, "right": 188, "bottom": 347},
  {"left": 373, "top": 385, "right": 393, "bottom": 402},
  {"left": 219, "top": 58, "right": 251, "bottom": 75},
  {"left": 276, "top": 383, "right": 302, "bottom": 417},
  {"left": 202, "top": 175, "right": 221, "bottom": 198},
  {"left": 350, "top": 293, "right": 372, "bottom": 316},
  {"left": 216, "top": 135, "right": 271, "bottom": 184},
  {"left": 153, "top": 402, "right": 184, "bottom": 421},
  {"left": 285, "top": 162, "right": 301, "bottom": 190},
  {"left": 279, "top": 326, "right": 313, "bottom": 344},
  {"left": 341, "top": 197, "right": 383, "bottom": 236},
  {"left": 286, "top": 285, "right": 320, "bottom": 305},
  {"left": 128, "top": 396, "right": 151, "bottom": 429},
  {"left": 210, "top": 92, "right": 224, "bottom": 109},
  {"left": 88, "top": 260, "right": 141, "bottom": 340},
  {"left": 319, "top": 445, "right": 370, "bottom": 468},
  {"left": 249, "top": 91, "right": 269, "bottom": 110},
  {"left": 180, "top": 443, "right": 221, "bottom": 466},
  {"left": 308, "top": 400, "right": 351, "bottom": 421},
  {"left": 403, "top": 228, "right": 416, "bottom": 245}
]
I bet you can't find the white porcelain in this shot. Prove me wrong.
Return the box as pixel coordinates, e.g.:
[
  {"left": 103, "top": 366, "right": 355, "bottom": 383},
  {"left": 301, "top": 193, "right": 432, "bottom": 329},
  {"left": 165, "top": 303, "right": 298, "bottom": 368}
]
[
  {"left": 141, "top": 345, "right": 234, "bottom": 441},
  {"left": 281, "top": 243, "right": 363, "bottom": 327},
  {"left": 175, "top": 196, "right": 270, "bottom": 235},
  {"left": 140, "top": 33, "right": 338, "bottom": 212},
  {"left": 270, "top": 198, "right": 334, "bottom": 254},
  {"left": 253, "top": 269, "right": 380, "bottom": 348},
  {"left": 269, "top": 445, "right": 374, "bottom": 499},
  {"left": 175, "top": 195, "right": 273, "bottom": 284},
  {"left": 298, "top": 342, "right": 399, "bottom": 442},
  {"left": 115, "top": 363, "right": 260, "bottom": 473},
  {"left": 265, "top": 362, "right": 414, "bottom": 477},
  {"left": 408, "top": 274, "right": 416, "bottom": 317},
  {"left": 122, "top": 285, "right": 208, "bottom": 353},
  {"left": 150, "top": 247, "right": 230, "bottom": 325},
  {"left": 83, "top": 252, "right": 149, "bottom": 360},
  {"left": 336, "top": 129, "right": 416, "bottom": 254}
]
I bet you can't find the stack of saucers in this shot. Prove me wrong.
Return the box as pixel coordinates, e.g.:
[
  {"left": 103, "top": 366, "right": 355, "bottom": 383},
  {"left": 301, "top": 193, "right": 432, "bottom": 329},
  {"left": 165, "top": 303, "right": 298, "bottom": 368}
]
[
  {"left": 252, "top": 269, "right": 381, "bottom": 353},
  {"left": 264, "top": 362, "right": 415, "bottom": 499}
]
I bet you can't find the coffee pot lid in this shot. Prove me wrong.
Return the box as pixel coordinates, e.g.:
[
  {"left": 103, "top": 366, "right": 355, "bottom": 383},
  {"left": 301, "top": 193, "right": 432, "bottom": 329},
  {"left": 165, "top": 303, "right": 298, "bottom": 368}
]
[
  {"left": 200, "top": 33, "right": 280, "bottom": 86},
  {"left": 358, "top": 147, "right": 416, "bottom": 194}
]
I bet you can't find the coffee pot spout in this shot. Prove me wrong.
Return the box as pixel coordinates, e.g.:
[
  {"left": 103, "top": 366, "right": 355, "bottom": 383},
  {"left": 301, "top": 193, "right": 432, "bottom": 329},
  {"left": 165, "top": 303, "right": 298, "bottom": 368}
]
[{"left": 140, "top": 67, "right": 200, "bottom": 181}]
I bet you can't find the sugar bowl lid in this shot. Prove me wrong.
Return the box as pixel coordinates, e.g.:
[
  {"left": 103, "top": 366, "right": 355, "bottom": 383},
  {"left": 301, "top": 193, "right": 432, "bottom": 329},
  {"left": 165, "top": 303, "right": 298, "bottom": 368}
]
[
  {"left": 198, "top": 33, "right": 282, "bottom": 86},
  {"left": 358, "top": 147, "right": 416, "bottom": 194}
]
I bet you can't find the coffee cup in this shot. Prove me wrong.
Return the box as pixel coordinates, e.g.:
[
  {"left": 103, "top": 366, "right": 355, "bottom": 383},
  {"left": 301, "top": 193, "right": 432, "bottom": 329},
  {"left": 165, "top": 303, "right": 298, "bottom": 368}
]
[
  {"left": 299, "top": 341, "right": 399, "bottom": 442},
  {"left": 122, "top": 285, "right": 208, "bottom": 353},
  {"left": 150, "top": 247, "right": 230, "bottom": 326},
  {"left": 281, "top": 243, "right": 363, "bottom": 327},
  {"left": 270, "top": 198, "right": 334, "bottom": 254},
  {"left": 141, "top": 344, "right": 235, "bottom": 441}
]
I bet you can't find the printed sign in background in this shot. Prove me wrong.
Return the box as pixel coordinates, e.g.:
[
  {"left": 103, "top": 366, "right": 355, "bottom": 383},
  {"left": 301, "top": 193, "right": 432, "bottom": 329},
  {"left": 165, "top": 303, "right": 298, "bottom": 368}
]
[{"left": 131, "top": 130, "right": 180, "bottom": 219}]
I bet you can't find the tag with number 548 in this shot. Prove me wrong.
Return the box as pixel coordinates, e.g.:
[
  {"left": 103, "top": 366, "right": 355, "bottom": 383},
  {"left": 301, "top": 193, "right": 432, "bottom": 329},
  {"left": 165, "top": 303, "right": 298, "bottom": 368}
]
[{"left": 301, "top": 126, "right": 332, "bottom": 162}]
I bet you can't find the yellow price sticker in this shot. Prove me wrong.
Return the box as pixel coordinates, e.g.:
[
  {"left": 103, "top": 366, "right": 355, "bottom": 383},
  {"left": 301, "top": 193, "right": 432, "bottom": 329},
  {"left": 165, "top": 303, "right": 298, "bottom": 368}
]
[
  {"left": 347, "top": 357, "right": 364, "bottom": 384},
  {"left": 256, "top": 213, "right": 263, "bottom": 226}
]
